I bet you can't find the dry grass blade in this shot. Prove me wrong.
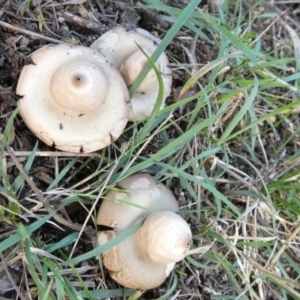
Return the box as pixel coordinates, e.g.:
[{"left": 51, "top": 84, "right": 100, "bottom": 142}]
[
  {"left": 4, "top": 145, "right": 82, "bottom": 231},
  {"left": 270, "top": 223, "right": 300, "bottom": 266},
  {"left": 211, "top": 157, "right": 273, "bottom": 207},
  {"left": 2, "top": 151, "right": 103, "bottom": 158}
]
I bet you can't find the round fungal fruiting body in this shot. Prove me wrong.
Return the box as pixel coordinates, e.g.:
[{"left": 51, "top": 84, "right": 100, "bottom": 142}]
[
  {"left": 90, "top": 26, "right": 172, "bottom": 121},
  {"left": 97, "top": 173, "right": 192, "bottom": 290},
  {"left": 139, "top": 211, "right": 192, "bottom": 264},
  {"left": 17, "top": 44, "right": 130, "bottom": 153}
]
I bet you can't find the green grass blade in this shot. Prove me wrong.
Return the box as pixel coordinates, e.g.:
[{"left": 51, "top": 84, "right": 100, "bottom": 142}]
[
  {"left": 129, "top": 0, "right": 202, "bottom": 97},
  {"left": 63, "top": 221, "right": 142, "bottom": 266},
  {"left": 44, "top": 232, "right": 79, "bottom": 253},
  {"left": 218, "top": 75, "right": 259, "bottom": 144},
  {"left": 12, "top": 141, "right": 38, "bottom": 193},
  {"left": 0, "top": 107, "right": 19, "bottom": 155},
  {"left": 156, "top": 161, "right": 242, "bottom": 218},
  {"left": 122, "top": 112, "right": 223, "bottom": 178},
  {"left": 47, "top": 158, "right": 79, "bottom": 191},
  {"left": 0, "top": 212, "right": 55, "bottom": 253},
  {"left": 136, "top": 50, "right": 165, "bottom": 141},
  {"left": 156, "top": 273, "right": 178, "bottom": 300},
  {"left": 197, "top": 11, "right": 258, "bottom": 64},
  {"left": 0, "top": 196, "right": 79, "bottom": 252},
  {"left": 19, "top": 223, "right": 49, "bottom": 296}
]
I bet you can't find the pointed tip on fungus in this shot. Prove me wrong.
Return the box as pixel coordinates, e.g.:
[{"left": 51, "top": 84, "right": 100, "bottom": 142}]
[
  {"left": 16, "top": 44, "right": 130, "bottom": 153},
  {"left": 97, "top": 173, "right": 192, "bottom": 290}
]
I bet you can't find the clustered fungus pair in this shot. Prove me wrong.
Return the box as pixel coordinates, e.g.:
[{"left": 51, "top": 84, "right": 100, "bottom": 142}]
[
  {"left": 17, "top": 26, "right": 172, "bottom": 153},
  {"left": 16, "top": 27, "right": 192, "bottom": 290},
  {"left": 97, "top": 173, "right": 192, "bottom": 290}
]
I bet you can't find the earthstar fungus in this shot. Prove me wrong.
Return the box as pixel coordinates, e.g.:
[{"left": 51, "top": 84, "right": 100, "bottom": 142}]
[
  {"left": 90, "top": 26, "right": 172, "bottom": 121},
  {"left": 97, "top": 173, "right": 192, "bottom": 290},
  {"left": 17, "top": 44, "right": 130, "bottom": 153}
]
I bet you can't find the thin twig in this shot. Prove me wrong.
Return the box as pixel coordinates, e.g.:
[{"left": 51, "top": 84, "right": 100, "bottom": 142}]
[
  {"left": 0, "top": 21, "right": 63, "bottom": 44},
  {"left": 57, "top": 11, "right": 102, "bottom": 34},
  {"left": 221, "top": 93, "right": 244, "bottom": 124},
  {"left": 270, "top": 223, "right": 300, "bottom": 266},
  {"left": 5, "top": 145, "right": 83, "bottom": 231},
  {"left": 3, "top": 150, "right": 102, "bottom": 158},
  {"left": 0, "top": 252, "right": 27, "bottom": 300},
  {"left": 239, "top": 250, "right": 300, "bottom": 289}
]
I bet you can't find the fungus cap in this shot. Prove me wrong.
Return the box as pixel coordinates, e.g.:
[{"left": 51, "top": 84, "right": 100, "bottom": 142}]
[
  {"left": 97, "top": 173, "right": 192, "bottom": 290},
  {"left": 139, "top": 211, "right": 192, "bottom": 264},
  {"left": 97, "top": 173, "right": 179, "bottom": 232},
  {"left": 17, "top": 44, "right": 130, "bottom": 153},
  {"left": 90, "top": 26, "right": 172, "bottom": 121}
]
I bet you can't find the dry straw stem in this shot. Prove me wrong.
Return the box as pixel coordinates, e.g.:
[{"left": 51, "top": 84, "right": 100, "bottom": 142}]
[
  {"left": 211, "top": 157, "right": 273, "bottom": 207},
  {"left": 0, "top": 252, "right": 27, "bottom": 300},
  {"left": 120, "top": 112, "right": 174, "bottom": 177},
  {"left": 227, "top": 218, "right": 295, "bottom": 233},
  {"left": 67, "top": 139, "right": 133, "bottom": 259},
  {"left": 239, "top": 250, "right": 300, "bottom": 290},
  {"left": 0, "top": 246, "right": 22, "bottom": 272},
  {"left": 221, "top": 92, "right": 245, "bottom": 124},
  {"left": 274, "top": 0, "right": 300, "bottom": 3},
  {"left": 270, "top": 223, "right": 300, "bottom": 266},
  {"left": 0, "top": 21, "right": 63, "bottom": 44},
  {"left": 2, "top": 151, "right": 103, "bottom": 158},
  {"left": 57, "top": 11, "right": 102, "bottom": 34},
  {"left": 4, "top": 144, "right": 82, "bottom": 231},
  {"left": 0, "top": 192, "right": 33, "bottom": 222},
  {"left": 47, "top": 266, "right": 95, "bottom": 276}
]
